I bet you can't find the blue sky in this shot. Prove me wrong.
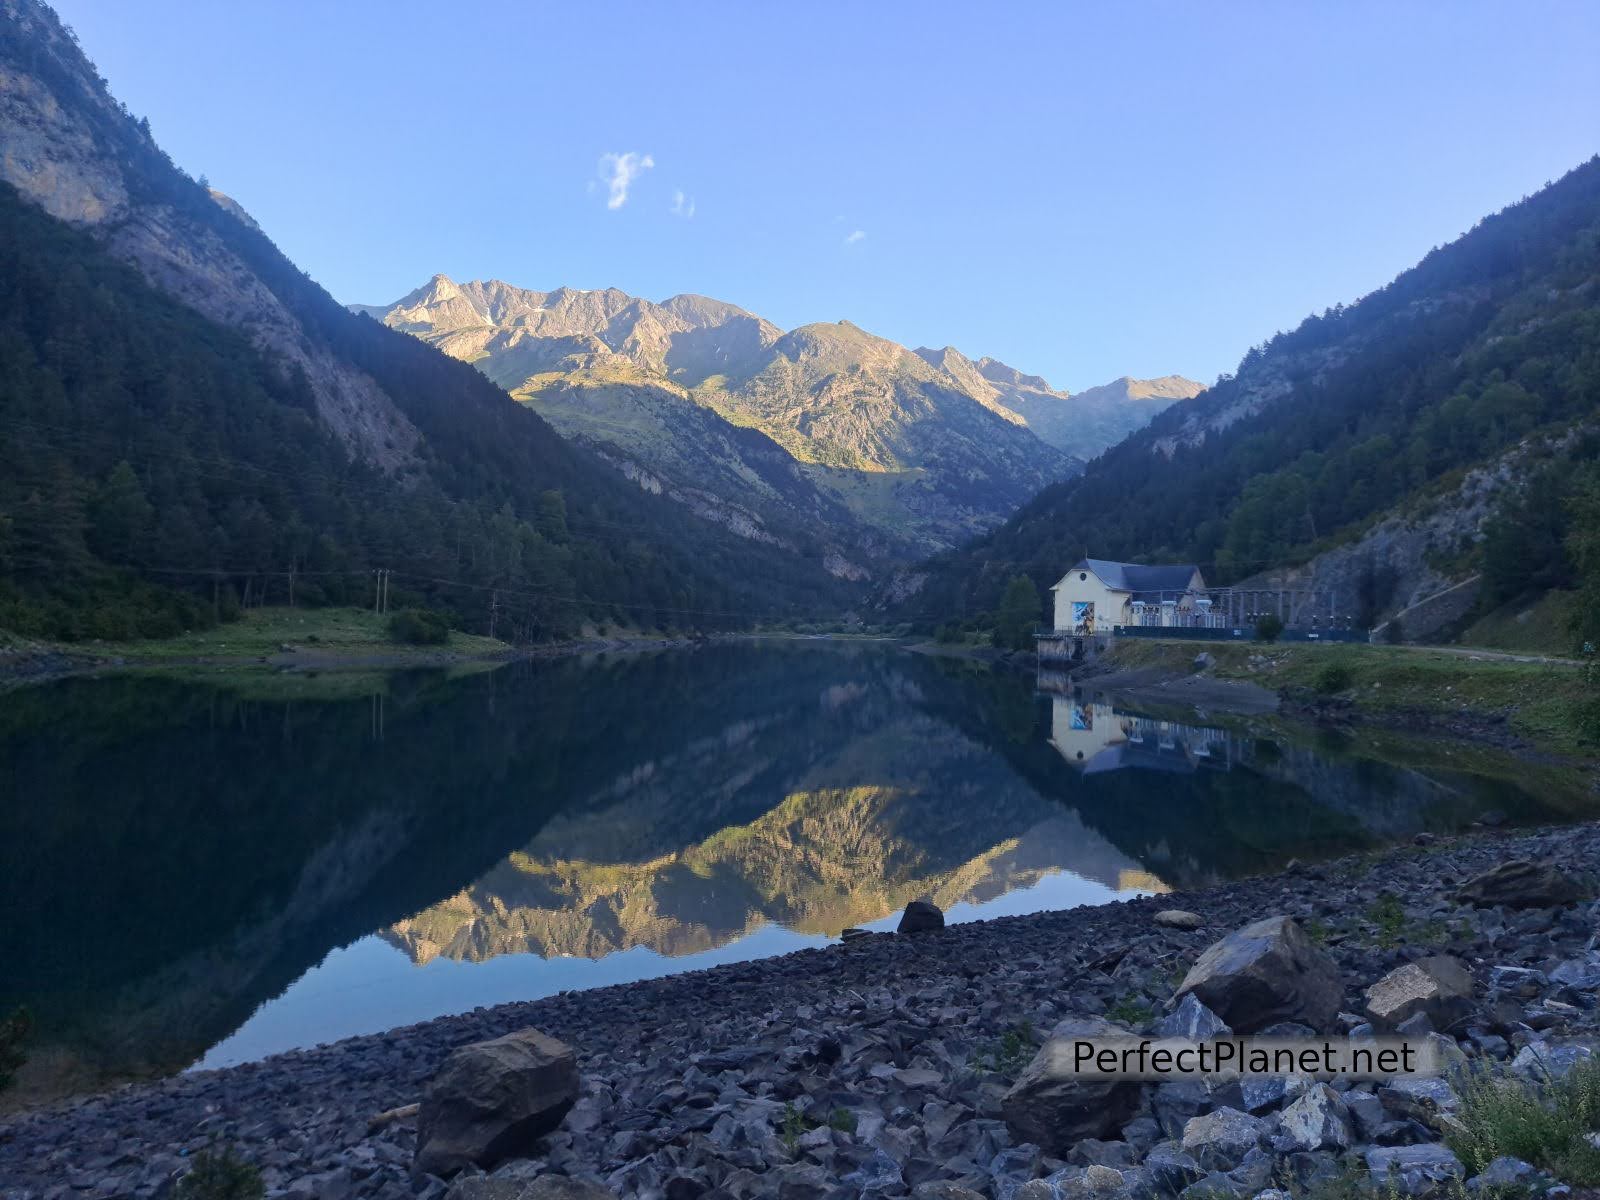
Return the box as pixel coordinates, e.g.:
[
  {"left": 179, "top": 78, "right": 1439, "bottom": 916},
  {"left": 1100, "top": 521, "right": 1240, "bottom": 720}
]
[{"left": 52, "top": 1, "right": 1600, "bottom": 392}]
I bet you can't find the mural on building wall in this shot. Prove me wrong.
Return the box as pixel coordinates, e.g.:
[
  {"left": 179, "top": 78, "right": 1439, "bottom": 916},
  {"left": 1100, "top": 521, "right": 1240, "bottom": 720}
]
[{"left": 1072, "top": 602, "right": 1095, "bottom": 635}]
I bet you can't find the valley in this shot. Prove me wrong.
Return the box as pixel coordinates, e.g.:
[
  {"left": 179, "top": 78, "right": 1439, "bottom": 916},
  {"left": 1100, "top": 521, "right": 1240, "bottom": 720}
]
[{"left": 3, "top": 3, "right": 1600, "bottom": 1199}]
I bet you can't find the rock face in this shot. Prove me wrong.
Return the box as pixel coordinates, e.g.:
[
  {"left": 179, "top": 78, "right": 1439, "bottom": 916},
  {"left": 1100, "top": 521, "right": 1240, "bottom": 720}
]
[
  {"left": 1000, "top": 1017, "right": 1143, "bottom": 1153},
  {"left": 1455, "top": 860, "right": 1589, "bottom": 909},
  {"left": 0, "top": 1, "right": 420, "bottom": 471},
  {"left": 416, "top": 1029, "right": 579, "bottom": 1178},
  {"left": 1174, "top": 916, "right": 1343, "bottom": 1033},
  {"left": 1365, "top": 957, "right": 1475, "bottom": 1031},
  {"left": 898, "top": 900, "right": 946, "bottom": 934}
]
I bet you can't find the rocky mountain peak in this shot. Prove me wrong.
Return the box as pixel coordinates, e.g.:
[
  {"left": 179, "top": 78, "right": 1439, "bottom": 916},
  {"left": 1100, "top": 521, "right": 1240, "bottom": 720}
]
[{"left": 975, "top": 356, "right": 1054, "bottom": 393}]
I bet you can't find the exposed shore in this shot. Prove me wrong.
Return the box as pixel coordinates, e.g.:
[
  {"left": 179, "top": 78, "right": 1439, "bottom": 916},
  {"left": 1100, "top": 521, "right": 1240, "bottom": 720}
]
[
  {"left": 0, "top": 631, "right": 702, "bottom": 691},
  {"left": 4, "top": 821, "right": 1600, "bottom": 1199}
]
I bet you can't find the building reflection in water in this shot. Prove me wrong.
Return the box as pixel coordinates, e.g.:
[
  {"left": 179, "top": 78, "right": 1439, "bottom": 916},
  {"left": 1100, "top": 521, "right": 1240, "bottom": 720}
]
[{"left": 1046, "top": 692, "right": 1243, "bottom": 775}]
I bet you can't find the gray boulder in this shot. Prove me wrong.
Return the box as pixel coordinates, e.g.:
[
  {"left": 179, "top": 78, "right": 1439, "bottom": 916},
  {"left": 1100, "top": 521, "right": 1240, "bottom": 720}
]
[
  {"left": 1180, "top": 1108, "right": 1268, "bottom": 1172},
  {"left": 446, "top": 1180, "right": 614, "bottom": 1200},
  {"left": 898, "top": 900, "right": 945, "bottom": 934},
  {"left": 1000, "top": 1017, "right": 1143, "bottom": 1154},
  {"left": 1143, "top": 1143, "right": 1206, "bottom": 1192},
  {"left": 1455, "top": 861, "right": 1588, "bottom": 909},
  {"left": 1510, "top": 1038, "right": 1598, "bottom": 1080},
  {"left": 416, "top": 1028, "right": 580, "bottom": 1178},
  {"left": 912, "top": 1186, "right": 986, "bottom": 1200},
  {"left": 1156, "top": 994, "right": 1230, "bottom": 1042},
  {"left": 1365, "top": 1145, "right": 1464, "bottom": 1197},
  {"left": 1364, "top": 956, "right": 1475, "bottom": 1031},
  {"left": 1378, "top": 1078, "right": 1462, "bottom": 1133},
  {"left": 1465, "top": 1158, "right": 1539, "bottom": 1194},
  {"left": 1278, "top": 1084, "right": 1352, "bottom": 1151},
  {"left": 1174, "top": 916, "right": 1343, "bottom": 1033},
  {"left": 1155, "top": 910, "right": 1205, "bottom": 930}
]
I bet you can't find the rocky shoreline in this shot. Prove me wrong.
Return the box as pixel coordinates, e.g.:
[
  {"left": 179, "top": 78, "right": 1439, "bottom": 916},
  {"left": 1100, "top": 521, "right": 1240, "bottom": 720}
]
[{"left": 4, "top": 823, "right": 1600, "bottom": 1200}]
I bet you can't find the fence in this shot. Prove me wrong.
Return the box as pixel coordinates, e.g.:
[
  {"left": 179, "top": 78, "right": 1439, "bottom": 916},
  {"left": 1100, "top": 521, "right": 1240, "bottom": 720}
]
[{"left": 1110, "top": 625, "right": 1368, "bottom": 644}]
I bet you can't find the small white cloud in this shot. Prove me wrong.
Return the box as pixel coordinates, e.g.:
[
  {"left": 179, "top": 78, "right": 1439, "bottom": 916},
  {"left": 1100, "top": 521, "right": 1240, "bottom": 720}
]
[
  {"left": 671, "top": 189, "right": 696, "bottom": 219},
  {"left": 844, "top": 229, "right": 866, "bottom": 245},
  {"left": 598, "top": 151, "right": 654, "bottom": 210}
]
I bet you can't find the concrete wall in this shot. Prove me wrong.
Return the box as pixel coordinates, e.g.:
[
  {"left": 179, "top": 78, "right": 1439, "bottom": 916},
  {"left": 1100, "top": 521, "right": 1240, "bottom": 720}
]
[{"left": 1371, "top": 574, "right": 1482, "bottom": 643}]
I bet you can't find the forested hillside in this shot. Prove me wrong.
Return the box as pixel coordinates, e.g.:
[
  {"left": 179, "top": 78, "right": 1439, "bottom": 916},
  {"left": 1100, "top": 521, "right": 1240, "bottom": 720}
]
[
  {"left": 905, "top": 157, "right": 1600, "bottom": 627},
  {"left": 0, "top": 0, "right": 851, "bottom": 640},
  {"left": 0, "top": 184, "right": 861, "bottom": 640}
]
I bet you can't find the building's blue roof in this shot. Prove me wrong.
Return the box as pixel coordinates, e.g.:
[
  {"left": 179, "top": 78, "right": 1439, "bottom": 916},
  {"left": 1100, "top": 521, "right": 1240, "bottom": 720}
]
[{"left": 1073, "top": 558, "right": 1201, "bottom": 597}]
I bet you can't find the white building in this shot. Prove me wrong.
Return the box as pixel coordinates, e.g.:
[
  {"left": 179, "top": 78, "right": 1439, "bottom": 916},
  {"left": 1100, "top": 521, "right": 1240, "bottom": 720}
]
[{"left": 1049, "top": 558, "right": 1208, "bottom": 634}]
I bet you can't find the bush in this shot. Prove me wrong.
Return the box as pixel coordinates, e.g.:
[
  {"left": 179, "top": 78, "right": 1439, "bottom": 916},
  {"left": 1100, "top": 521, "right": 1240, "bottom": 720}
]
[
  {"left": 1384, "top": 616, "right": 1406, "bottom": 644},
  {"left": 1314, "top": 661, "right": 1355, "bottom": 694},
  {"left": 934, "top": 623, "right": 962, "bottom": 644},
  {"left": 0, "top": 1006, "right": 31, "bottom": 1091},
  {"left": 1254, "top": 613, "right": 1284, "bottom": 642},
  {"left": 173, "top": 1145, "right": 265, "bottom": 1200},
  {"left": 1449, "top": 1058, "right": 1600, "bottom": 1185},
  {"left": 388, "top": 608, "right": 450, "bottom": 646}
]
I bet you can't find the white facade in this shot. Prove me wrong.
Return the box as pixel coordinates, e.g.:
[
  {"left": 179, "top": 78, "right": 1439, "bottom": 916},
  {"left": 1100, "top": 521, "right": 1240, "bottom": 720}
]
[
  {"left": 1050, "top": 568, "right": 1130, "bottom": 635},
  {"left": 1049, "top": 560, "right": 1207, "bottom": 634}
]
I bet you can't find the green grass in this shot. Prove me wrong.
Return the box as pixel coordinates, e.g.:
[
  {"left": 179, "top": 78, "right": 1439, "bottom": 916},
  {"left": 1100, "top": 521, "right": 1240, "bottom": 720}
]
[
  {"left": 974, "top": 1020, "right": 1036, "bottom": 1076},
  {"left": 173, "top": 1144, "right": 264, "bottom": 1200},
  {"left": 87, "top": 607, "right": 507, "bottom": 661},
  {"left": 1107, "top": 639, "right": 1594, "bottom": 757},
  {"left": 1366, "top": 893, "right": 1407, "bottom": 949},
  {"left": 1460, "top": 591, "right": 1579, "bottom": 656},
  {"left": 1449, "top": 1058, "right": 1600, "bottom": 1185},
  {"left": 1105, "top": 994, "right": 1157, "bottom": 1026}
]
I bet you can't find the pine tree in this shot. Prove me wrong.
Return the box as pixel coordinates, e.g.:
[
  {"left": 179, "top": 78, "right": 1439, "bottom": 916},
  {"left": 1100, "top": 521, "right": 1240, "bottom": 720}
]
[{"left": 993, "top": 575, "right": 1041, "bottom": 651}]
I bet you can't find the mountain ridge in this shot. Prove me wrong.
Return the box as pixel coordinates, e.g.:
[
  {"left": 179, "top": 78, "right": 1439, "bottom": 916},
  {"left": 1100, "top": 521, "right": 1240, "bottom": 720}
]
[{"left": 358, "top": 274, "right": 1199, "bottom": 556}]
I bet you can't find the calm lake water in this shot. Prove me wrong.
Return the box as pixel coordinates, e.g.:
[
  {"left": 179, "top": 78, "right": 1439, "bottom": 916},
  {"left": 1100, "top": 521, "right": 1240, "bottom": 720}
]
[{"left": 1, "top": 642, "right": 1587, "bottom": 1103}]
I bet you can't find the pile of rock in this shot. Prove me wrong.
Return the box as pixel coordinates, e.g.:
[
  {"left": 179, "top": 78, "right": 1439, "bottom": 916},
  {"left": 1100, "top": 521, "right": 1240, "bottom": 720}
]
[
  {"left": 417, "top": 867, "right": 1598, "bottom": 1200},
  {"left": 5, "top": 831, "right": 1600, "bottom": 1200}
]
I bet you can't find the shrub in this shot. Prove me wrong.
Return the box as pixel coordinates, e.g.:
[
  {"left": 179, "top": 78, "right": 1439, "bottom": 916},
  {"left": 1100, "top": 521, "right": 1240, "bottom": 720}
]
[
  {"left": 1315, "top": 661, "right": 1355, "bottom": 694},
  {"left": 1448, "top": 1058, "right": 1600, "bottom": 1185},
  {"left": 388, "top": 608, "right": 450, "bottom": 646},
  {"left": 174, "top": 1145, "right": 265, "bottom": 1200},
  {"left": 1254, "top": 613, "right": 1284, "bottom": 642},
  {"left": 1366, "top": 892, "right": 1406, "bottom": 949},
  {"left": 0, "top": 1006, "right": 31, "bottom": 1091},
  {"left": 1105, "top": 994, "right": 1156, "bottom": 1026},
  {"left": 1384, "top": 617, "right": 1406, "bottom": 644},
  {"left": 934, "top": 623, "right": 962, "bottom": 644}
]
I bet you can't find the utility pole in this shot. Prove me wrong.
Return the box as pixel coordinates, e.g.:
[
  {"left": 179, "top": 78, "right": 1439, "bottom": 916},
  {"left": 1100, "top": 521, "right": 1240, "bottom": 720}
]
[
  {"left": 374, "top": 569, "right": 381, "bottom": 616},
  {"left": 488, "top": 589, "right": 500, "bottom": 640}
]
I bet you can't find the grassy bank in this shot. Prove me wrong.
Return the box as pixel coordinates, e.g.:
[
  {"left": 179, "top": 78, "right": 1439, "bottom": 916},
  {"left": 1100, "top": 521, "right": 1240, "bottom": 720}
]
[
  {"left": 63, "top": 607, "right": 508, "bottom": 662},
  {"left": 1459, "top": 590, "right": 1579, "bottom": 655},
  {"left": 1103, "top": 638, "right": 1596, "bottom": 757}
]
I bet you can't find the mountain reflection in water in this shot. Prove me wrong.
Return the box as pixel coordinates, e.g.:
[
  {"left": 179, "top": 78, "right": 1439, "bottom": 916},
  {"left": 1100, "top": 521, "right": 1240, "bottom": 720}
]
[{"left": 2, "top": 643, "right": 1587, "bottom": 1104}]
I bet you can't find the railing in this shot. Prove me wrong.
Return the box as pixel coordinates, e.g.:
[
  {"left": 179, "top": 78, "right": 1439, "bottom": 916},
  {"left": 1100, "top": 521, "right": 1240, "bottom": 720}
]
[{"left": 1112, "top": 625, "right": 1367, "bottom": 643}]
